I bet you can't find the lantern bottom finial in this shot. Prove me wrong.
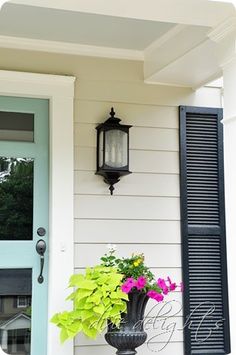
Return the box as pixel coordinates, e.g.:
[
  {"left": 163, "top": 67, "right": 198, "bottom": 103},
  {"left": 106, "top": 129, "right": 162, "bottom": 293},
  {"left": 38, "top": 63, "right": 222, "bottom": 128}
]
[
  {"left": 109, "top": 184, "right": 115, "bottom": 195},
  {"left": 96, "top": 170, "right": 131, "bottom": 195},
  {"left": 103, "top": 173, "right": 120, "bottom": 195}
]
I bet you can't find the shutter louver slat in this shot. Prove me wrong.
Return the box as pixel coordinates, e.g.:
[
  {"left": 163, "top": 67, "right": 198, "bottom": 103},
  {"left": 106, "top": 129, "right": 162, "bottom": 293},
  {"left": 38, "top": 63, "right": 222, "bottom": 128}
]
[
  {"left": 186, "top": 112, "right": 220, "bottom": 227},
  {"left": 179, "top": 106, "right": 230, "bottom": 355}
]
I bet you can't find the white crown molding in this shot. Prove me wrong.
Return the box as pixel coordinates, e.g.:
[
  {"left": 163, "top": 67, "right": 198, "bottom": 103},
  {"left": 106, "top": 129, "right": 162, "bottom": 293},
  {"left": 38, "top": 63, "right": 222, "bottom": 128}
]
[
  {"left": 208, "top": 16, "right": 236, "bottom": 43},
  {"left": 0, "top": 35, "right": 144, "bottom": 61},
  {"left": 144, "top": 78, "right": 191, "bottom": 88}
]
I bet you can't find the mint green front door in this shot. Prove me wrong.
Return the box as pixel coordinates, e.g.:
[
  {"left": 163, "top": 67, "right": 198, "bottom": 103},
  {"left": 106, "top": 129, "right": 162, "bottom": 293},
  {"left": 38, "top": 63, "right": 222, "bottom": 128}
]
[{"left": 0, "top": 96, "right": 49, "bottom": 355}]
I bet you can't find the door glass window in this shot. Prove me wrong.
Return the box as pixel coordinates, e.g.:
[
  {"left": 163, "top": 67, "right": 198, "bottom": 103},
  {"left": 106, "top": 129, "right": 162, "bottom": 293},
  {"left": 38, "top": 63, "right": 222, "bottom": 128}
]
[
  {"left": 0, "top": 158, "right": 34, "bottom": 240},
  {"left": 0, "top": 269, "right": 32, "bottom": 355},
  {"left": 0, "top": 112, "right": 34, "bottom": 142}
]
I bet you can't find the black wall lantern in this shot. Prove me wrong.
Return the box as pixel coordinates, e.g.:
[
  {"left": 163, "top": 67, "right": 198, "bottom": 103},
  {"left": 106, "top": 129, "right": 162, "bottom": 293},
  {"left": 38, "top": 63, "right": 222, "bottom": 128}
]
[{"left": 95, "top": 108, "right": 132, "bottom": 195}]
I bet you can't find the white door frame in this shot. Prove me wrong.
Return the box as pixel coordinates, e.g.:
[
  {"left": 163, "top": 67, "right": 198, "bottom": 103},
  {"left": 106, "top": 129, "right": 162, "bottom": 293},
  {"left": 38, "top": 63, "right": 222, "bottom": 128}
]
[{"left": 0, "top": 70, "right": 75, "bottom": 355}]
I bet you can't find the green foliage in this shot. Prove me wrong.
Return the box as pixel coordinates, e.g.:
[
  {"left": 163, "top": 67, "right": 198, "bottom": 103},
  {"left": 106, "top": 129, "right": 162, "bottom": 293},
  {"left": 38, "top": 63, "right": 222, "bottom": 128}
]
[
  {"left": 51, "top": 266, "right": 128, "bottom": 342},
  {"left": 52, "top": 247, "right": 181, "bottom": 343},
  {"left": 0, "top": 158, "right": 33, "bottom": 240},
  {"left": 101, "top": 252, "right": 155, "bottom": 289}
]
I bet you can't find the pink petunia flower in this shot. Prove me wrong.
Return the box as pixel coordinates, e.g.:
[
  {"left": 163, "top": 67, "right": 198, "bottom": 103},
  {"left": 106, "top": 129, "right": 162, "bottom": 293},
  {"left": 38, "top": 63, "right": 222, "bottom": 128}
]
[
  {"left": 121, "top": 283, "right": 133, "bottom": 294},
  {"left": 126, "top": 277, "right": 136, "bottom": 287},
  {"left": 135, "top": 276, "right": 147, "bottom": 290},
  {"left": 157, "top": 278, "right": 169, "bottom": 295},
  {"left": 169, "top": 282, "right": 176, "bottom": 291},
  {"left": 154, "top": 293, "right": 164, "bottom": 302},
  {"left": 167, "top": 276, "right": 172, "bottom": 284},
  {"left": 121, "top": 277, "right": 136, "bottom": 294},
  {"left": 147, "top": 290, "right": 164, "bottom": 302},
  {"left": 147, "top": 290, "right": 158, "bottom": 299},
  {"left": 167, "top": 277, "right": 176, "bottom": 291}
]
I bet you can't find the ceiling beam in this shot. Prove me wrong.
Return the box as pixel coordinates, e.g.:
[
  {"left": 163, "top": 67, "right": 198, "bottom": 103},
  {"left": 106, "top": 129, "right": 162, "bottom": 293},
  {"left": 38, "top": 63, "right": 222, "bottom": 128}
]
[
  {"left": 144, "top": 37, "right": 222, "bottom": 89},
  {"left": 144, "top": 25, "right": 210, "bottom": 79}
]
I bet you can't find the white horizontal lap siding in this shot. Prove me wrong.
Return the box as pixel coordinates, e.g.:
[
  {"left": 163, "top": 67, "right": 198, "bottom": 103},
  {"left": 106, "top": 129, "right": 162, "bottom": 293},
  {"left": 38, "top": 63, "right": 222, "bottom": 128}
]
[
  {"left": 75, "top": 99, "right": 179, "bottom": 129},
  {"left": 74, "top": 220, "right": 181, "bottom": 243},
  {"left": 0, "top": 51, "right": 222, "bottom": 355},
  {"left": 74, "top": 171, "right": 180, "bottom": 197},
  {"left": 74, "top": 97, "right": 183, "bottom": 354},
  {"left": 74, "top": 342, "right": 184, "bottom": 355},
  {"left": 76, "top": 79, "right": 221, "bottom": 107},
  {"left": 75, "top": 101, "right": 179, "bottom": 128},
  {"left": 75, "top": 316, "right": 184, "bottom": 346},
  {"left": 74, "top": 243, "right": 181, "bottom": 268},
  {"left": 75, "top": 147, "right": 179, "bottom": 173},
  {"left": 74, "top": 195, "right": 179, "bottom": 220},
  {"left": 74, "top": 123, "right": 179, "bottom": 151}
]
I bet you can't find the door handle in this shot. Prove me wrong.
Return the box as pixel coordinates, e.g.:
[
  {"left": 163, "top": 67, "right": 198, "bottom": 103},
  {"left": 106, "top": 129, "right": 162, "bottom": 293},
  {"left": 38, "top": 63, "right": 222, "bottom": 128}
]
[{"left": 36, "top": 239, "right": 46, "bottom": 284}]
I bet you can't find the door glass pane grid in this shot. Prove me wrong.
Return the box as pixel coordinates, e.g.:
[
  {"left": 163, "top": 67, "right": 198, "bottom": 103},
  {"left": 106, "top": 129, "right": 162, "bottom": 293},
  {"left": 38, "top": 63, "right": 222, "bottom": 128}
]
[{"left": 0, "top": 112, "right": 34, "bottom": 143}]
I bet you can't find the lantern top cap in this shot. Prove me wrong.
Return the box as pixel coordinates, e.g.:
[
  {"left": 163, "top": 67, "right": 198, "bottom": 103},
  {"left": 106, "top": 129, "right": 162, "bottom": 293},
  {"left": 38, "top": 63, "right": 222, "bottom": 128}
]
[
  {"left": 104, "top": 107, "right": 121, "bottom": 124},
  {"left": 96, "top": 107, "right": 132, "bottom": 131}
]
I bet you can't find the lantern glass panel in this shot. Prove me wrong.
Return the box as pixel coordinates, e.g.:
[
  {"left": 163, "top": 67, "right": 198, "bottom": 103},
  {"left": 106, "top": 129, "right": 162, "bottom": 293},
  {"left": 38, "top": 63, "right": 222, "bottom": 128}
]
[
  {"left": 105, "top": 129, "right": 128, "bottom": 168},
  {"left": 99, "top": 130, "right": 104, "bottom": 167}
]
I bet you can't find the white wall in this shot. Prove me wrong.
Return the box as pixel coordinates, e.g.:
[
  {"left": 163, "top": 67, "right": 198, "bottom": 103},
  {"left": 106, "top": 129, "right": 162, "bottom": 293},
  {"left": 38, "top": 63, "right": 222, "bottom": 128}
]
[
  {"left": 0, "top": 48, "right": 222, "bottom": 355},
  {"left": 71, "top": 57, "right": 222, "bottom": 355}
]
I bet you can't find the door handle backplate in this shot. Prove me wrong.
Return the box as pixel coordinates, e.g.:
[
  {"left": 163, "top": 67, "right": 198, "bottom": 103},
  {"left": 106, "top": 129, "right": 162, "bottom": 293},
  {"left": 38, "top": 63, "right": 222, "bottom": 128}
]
[{"left": 36, "top": 239, "right": 46, "bottom": 284}]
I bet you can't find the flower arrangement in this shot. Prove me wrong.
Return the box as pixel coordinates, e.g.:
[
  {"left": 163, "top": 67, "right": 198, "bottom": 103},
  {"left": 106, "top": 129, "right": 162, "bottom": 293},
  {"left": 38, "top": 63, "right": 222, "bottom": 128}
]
[
  {"left": 51, "top": 244, "right": 182, "bottom": 342},
  {"left": 102, "top": 244, "right": 182, "bottom": 301}
]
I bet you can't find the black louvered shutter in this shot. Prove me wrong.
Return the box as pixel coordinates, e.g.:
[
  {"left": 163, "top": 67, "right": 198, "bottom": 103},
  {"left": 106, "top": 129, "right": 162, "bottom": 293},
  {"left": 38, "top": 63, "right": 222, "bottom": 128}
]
[{"left": 179, "top": 106, "right": 230, "bottom": 355}]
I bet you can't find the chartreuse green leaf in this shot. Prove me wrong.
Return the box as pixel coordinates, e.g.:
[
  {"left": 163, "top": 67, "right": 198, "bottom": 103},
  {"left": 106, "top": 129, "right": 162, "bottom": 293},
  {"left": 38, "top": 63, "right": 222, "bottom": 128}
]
[
  {"left": 82, "top": 323, "right": 98, "bottom": 339},
  {"left": 60, "top": 328, "right": 69, "bottom": 343},
  {"left": 84, "top": 302, "right": 94, "bottom": 310},
  {"left": 51, "top": 265, "right": 128, "bottom": 341},
  {"left": 97, "top": 274, "right": 109, "bottom": 284},
  {"left": 50, "top": 313, "right": 59, "bottom": 324},
  {"left": 77, "top": 280, "right": 97, "bottom": 290},
  {"left": 94, "top": 304, "right": 105, "bottom": 315},
  {"left": 116, "top": 289, "right": 129, "bottom": 300},
  {"left": 89, "top": 292, "right": 102, "bottom": 305},
  {"left": 74, "top": 297, "right": 86, "bottom": 309},
  {"left": 69, "top": 274, "right": 85, "bottom": 287},
  {"left": 80, "top": 310, "right": 94, "bottom": 321},
  {"left": 75, "top": 289, "right": 93, "bottom": 301}
]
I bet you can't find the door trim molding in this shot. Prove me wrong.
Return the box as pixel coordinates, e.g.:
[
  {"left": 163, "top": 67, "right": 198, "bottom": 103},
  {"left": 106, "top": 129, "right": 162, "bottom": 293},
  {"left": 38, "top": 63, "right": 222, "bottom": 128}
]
[{"left": 0, "top": 70, "right": 75, "bottom": 355}]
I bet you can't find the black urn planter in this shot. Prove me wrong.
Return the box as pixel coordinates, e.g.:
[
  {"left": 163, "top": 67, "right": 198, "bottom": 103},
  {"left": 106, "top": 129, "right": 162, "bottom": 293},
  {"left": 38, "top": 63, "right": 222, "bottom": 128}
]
[{"left": 105, "top": 291, "right": 149, "bottom": 355}]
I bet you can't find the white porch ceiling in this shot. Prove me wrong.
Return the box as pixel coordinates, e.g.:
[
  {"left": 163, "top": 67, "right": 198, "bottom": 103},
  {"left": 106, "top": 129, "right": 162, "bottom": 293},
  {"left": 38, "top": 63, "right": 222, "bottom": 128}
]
[
  {"left": 0, "top": 0, "right": 235, "bottom": 88},
  {"left": 0, "top": 4, "right": 176, "bottom": 50}
]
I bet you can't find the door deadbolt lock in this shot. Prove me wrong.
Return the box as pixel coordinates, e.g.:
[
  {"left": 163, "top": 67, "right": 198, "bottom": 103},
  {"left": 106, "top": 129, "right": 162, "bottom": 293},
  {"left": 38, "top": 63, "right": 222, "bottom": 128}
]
[{"left": 37, "top": 227, "right": 46, "bottom": 237}]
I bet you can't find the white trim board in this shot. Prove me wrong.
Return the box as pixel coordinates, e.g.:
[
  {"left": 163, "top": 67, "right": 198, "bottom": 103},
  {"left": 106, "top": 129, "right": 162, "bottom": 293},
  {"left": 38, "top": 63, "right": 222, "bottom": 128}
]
[
  {"left": 0, "top": 70, "right": 75, "bottom": 355},
  {"left": 0, "top": 35, "right": 144, "bottom": 61}
]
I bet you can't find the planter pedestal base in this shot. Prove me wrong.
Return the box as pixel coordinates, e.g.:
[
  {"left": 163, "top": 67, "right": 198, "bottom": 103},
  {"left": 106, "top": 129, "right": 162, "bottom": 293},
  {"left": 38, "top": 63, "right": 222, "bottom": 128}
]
[{"left": 105, "top": 292, "right": 148, "bottom": 355}]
